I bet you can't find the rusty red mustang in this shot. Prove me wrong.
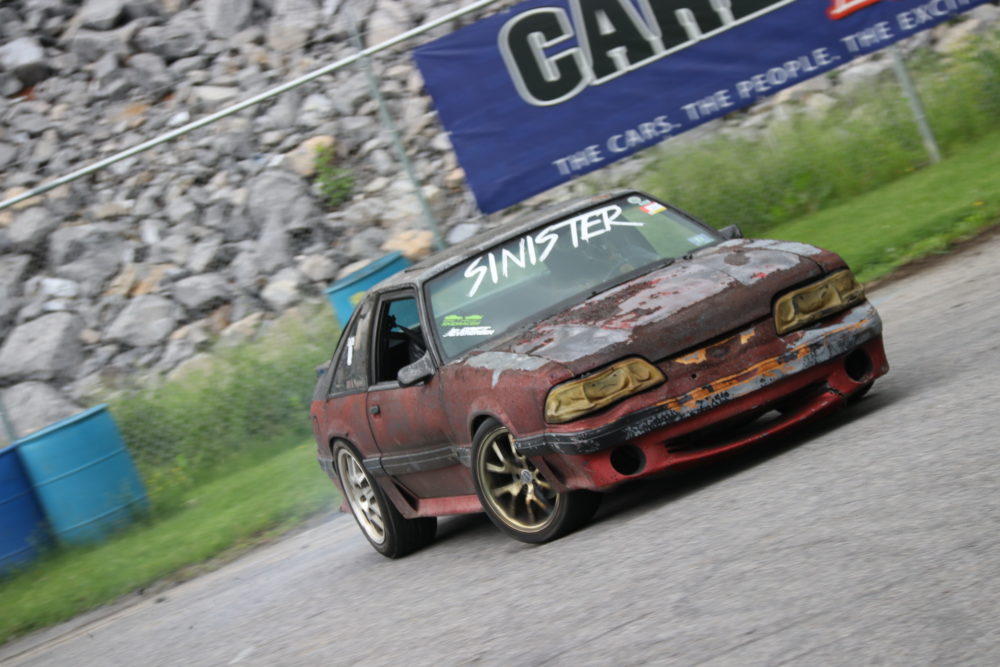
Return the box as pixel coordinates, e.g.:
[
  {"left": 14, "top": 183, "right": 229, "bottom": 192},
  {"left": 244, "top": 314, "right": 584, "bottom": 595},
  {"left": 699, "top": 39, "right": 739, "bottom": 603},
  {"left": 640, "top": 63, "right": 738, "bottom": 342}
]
[{"left": 311, "top": 190, "right": 888, "bottom": 557}]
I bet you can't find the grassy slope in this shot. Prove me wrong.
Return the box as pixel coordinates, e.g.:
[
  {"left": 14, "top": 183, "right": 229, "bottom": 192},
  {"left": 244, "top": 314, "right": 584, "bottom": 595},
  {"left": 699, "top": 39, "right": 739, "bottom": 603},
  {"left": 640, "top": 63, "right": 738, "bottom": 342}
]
[{"left": 760, "top": 131, "right": 1000, "bottom": 283}]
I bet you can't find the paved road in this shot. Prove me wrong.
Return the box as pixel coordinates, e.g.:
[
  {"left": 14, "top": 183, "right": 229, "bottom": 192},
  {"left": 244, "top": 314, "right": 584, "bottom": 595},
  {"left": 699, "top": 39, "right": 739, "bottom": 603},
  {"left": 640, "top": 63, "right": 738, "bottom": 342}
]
[{"left": 4, "top": 236, "right": 1000, "bottom": 666}]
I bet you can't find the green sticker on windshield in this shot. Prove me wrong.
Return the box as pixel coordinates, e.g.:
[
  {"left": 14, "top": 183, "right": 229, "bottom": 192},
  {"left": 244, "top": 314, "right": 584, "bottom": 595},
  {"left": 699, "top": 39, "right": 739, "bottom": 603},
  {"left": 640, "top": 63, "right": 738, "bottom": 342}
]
[{"left": 442, "top": 314, "right": 484, "bottom": 327}]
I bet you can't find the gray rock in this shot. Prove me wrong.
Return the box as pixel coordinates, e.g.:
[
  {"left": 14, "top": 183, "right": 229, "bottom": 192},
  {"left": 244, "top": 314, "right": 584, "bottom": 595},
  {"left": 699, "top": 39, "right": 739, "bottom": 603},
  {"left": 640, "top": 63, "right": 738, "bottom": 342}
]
[
  {"left": 0, "top": 73, "right": 22, "bottom": 96},
  {"left": 39, "top": 277, "right": 81, "bottom": 299},
  {"left": 366, "top": 0, "right": 410, "bottom": 47},
  {"left": 48, "top": 223, "right": 126, "bottom": 296},
  {"left": 0, "top": 255, "right": 32, "bottom": 298},
  {"left": 123, "top": 0, "right": 163, "bottom": 20},
  {"left": 298, "top": 254, "right": 338, "bottom": 282},
  {"left": 299, "top": 93, "right": 335, "bottom": 126},
  {"left": 0, "top": 382, "right": 83, "bottom": 443},
  {"left": 105, "top": 295, "right": 179, "bottom": 347},
  {"left": 0, "top": 143, "right": 17, "bottom": 171},
  {"left": 134, "top": 11, "right": 208, "bottom": 62},
  {"left": 266, "top": 0, "right": 319, "bottom": 52},
  {"left": 78, "top": 0, "right": 126, "bottom": 30},
  {"left": 837, "top": 61, "right": 893, "bottom": 95},
  {"left": 69, "top": 28, "right": 130, "bottom": 63},
  {"left": 348, "top": 226, "right": 387, "bottom": 258},
  {"left": 0, "top": 312, "right": 85, "bottom": 382},
  {"left": 8, "top": 207, "right": 58, "bottom": 252},
  {"left": 203, "top": 0, "right": 254, "bottom": 39},
  {"left": 172, "top": 273, "right": 230, "bottom": 313},
  {"left": 246, "top": 169, "right": 317, "bottom": 229},
  {"left": 187, "top": 235, "right": 225, "bottom": 273},
  {"left": 260, "top": 267, "right": 303, "bottom": 311},
  {"left": 30, "top": 128, "right": 60, "bottom": 166},
  {"left": 0, "top": 37, "right": 51, "bottom": 87},
  {"left": 256, "top": 216, "right": 293, "bottom": 273},
  {"left": 228, "top": 248, "right": 261, "bottom": 289},
  {"left": 165, "top": 196, "right": 198, "bottom": 224},
  {"left": 150, "top": 233, "right": 193, "bottom": 266}
]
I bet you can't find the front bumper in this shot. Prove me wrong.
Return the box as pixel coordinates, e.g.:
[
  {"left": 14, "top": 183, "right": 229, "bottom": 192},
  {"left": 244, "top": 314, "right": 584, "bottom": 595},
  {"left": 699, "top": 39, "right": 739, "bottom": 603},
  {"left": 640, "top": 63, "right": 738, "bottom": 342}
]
[{"left": 516, "top": 301, "right": 887, "bottom": 490}]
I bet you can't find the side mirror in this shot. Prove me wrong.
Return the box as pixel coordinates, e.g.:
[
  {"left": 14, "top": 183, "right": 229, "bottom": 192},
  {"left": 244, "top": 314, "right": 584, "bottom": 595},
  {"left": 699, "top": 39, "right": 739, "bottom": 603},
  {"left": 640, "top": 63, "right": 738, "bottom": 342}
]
[
  {"left": 397, "top": 352, "right": 435, "bottom": 386},
  {"left": 719, "top": 224, "right": 743, "bottom": 240}
]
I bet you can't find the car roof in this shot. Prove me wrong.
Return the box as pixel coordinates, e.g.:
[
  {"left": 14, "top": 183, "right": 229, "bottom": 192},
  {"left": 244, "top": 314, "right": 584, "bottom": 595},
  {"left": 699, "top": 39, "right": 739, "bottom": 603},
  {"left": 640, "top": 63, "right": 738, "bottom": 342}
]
[{"left": 374, "top": 188, "right": 645, "bottom": 293}]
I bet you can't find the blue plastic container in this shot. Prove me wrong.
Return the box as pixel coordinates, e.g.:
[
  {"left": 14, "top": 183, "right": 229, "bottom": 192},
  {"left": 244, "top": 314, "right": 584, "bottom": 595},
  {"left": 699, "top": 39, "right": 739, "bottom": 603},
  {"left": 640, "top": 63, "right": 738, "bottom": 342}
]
[
  {"left": 16, "top": 405, "right": 149, "bottom": 546},
  {"left": 0, "top": 444, "right": 50, "bottom": 575},
  {"left": 324, "top": 252, "right": 410, "bottom": 326}
]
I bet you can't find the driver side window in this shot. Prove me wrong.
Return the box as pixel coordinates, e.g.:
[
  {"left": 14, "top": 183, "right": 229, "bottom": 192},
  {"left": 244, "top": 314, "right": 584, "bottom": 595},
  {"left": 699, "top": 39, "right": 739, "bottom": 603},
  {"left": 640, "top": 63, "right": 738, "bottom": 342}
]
[{"left": 373, "top": 295, "right": 427, "bottom": 384}]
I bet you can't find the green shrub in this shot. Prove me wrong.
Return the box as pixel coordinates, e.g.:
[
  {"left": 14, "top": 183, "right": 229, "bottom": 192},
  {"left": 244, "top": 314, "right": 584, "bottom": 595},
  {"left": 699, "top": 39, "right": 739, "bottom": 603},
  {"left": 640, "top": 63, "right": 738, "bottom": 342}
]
[{"left": 314, "top": 144, "right": 354, "bottom": 209}]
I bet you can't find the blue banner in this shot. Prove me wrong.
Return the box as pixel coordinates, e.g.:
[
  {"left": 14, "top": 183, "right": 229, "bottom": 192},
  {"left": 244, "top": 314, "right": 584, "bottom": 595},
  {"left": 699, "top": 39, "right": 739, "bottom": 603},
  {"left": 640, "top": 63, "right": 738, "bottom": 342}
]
[{"left": 413, "top": 0, "right": 989, "bottom": 213}]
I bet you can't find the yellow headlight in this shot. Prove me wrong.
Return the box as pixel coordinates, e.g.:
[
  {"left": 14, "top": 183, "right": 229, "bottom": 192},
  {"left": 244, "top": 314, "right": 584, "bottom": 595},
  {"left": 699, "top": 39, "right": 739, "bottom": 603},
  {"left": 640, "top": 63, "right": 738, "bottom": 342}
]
[
  {"left": 774, "top": 270, "right": 865, "bottom": 335},
  {"left": 545, "top": 358, "right": 665, "bottom": 424}
]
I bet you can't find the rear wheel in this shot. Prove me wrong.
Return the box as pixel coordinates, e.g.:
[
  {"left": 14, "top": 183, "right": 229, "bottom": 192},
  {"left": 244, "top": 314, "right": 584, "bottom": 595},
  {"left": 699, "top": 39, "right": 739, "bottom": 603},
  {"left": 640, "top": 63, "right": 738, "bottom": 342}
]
[
  {"left": 471, "top": 419, "right": 600, "bottom": 544},
  {"left": 334, "top": 443, "right": 436, "bottom": 558}
]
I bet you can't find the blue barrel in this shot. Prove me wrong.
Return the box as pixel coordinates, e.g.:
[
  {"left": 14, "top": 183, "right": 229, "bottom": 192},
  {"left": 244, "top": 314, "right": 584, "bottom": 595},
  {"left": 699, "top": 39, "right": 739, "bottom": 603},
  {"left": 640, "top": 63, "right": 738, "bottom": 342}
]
[
  {"left": 16, "top": 405, "right": 149, "bottom": 546},
  {"left": 0, "top": 444, "right": 51, "bottom": 575},
  {"left": 324, "top": 252, "right": 410, "bottom": 326}
]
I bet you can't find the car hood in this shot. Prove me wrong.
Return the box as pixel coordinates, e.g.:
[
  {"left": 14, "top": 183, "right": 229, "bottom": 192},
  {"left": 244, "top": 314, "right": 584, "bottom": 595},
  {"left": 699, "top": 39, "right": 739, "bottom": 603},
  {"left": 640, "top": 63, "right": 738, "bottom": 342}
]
[{"left": 484, "top": 239, "right": 827, "bottom": 376}]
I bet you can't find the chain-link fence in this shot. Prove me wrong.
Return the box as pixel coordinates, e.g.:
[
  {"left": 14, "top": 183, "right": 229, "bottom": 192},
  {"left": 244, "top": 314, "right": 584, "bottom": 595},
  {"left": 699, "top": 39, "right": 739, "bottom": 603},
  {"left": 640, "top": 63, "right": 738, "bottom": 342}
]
[{"left": 1, "top": 0, "right": 998, "bottom": 501}]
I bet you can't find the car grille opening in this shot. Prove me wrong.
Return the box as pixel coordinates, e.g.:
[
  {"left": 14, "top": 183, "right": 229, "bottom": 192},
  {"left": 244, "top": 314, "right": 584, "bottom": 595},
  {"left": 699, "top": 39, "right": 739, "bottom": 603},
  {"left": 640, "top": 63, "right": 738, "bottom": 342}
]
[
  {"left": 844, "top": 349, "right": 873, "bottom": 383},
  {"left": 609, "top": 445, "right": 646, "bottom": 476}
]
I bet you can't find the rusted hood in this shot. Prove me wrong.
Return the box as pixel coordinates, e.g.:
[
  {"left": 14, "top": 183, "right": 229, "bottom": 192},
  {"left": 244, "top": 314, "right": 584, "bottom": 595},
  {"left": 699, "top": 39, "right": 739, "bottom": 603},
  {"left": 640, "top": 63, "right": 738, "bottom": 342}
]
[{"left": 496, "top": 239, "right": 826, "bottom": 375}]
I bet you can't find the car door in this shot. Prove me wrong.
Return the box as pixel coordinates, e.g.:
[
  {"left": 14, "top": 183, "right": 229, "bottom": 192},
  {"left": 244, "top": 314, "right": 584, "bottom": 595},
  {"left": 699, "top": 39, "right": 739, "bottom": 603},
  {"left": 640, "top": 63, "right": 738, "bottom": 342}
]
[
  {"left": 365, "top": 290, "right": 474, "bottom": 498},
  {"left": 313, "top": 299, "right": 381, "bottom": 462}
]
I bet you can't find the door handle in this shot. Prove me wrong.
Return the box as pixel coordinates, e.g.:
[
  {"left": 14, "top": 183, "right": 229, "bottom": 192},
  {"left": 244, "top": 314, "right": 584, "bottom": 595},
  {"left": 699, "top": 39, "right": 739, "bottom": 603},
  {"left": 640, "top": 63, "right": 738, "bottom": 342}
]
[{"left": 369, "top": 405, "right": 380, "bottom": 415}]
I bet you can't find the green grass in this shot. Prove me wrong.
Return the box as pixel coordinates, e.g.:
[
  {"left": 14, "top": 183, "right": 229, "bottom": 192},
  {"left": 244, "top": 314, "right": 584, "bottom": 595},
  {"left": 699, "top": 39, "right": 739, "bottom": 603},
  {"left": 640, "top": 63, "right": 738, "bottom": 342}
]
[
  {"left": 640, "top": 28, "right": 1000, "bottom": 238},
  {"left": 108, "top": 307, "right": 338, "bottom": 504},
  {"left": 0, "top": 442, "right": 338, "bottom": 645},
  {"left": 761, "top": 130, "right": 1000, "bottom": 283}
]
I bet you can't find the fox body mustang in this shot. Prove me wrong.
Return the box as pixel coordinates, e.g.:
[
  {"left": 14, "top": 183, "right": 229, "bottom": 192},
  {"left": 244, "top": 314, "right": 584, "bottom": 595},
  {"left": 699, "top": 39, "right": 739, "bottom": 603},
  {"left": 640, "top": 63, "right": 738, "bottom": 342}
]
[{"left": 310, "top": 191, "right": 888, "bottom": 557}]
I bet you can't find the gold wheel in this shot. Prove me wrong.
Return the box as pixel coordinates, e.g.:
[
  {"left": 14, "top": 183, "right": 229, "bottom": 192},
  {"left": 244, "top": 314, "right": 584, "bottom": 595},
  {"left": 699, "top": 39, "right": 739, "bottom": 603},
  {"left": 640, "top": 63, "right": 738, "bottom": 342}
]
[{"left": 474, "top": 423, "right": 562, "bottom": 534}]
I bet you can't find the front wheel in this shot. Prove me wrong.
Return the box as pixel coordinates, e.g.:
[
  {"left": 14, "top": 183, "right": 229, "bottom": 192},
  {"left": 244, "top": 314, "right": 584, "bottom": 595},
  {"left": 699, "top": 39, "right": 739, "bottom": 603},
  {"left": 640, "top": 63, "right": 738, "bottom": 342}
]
[
  {"left": 471, "top": 419, "right": 600, "bottom": 544},
  {"left": 334, "top": 443, "right": 436, "bottom": 558}
]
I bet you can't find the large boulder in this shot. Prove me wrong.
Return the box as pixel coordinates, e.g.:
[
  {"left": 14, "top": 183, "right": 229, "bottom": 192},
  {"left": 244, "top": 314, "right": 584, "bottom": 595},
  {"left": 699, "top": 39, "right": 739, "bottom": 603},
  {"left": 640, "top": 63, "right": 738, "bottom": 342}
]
[
  {"left": 0, "top": 382, "right": 83, "bottom": 443},
  {"left": 0, "top": 312, "right": 85, "bottom": 382},
  {"left": 202, "top": 0, "right": 254, "bottom": 39},
  {"left": 48, "top": 223, "right": 127, "bottom": 296},
  {"left": 0, "top": 37, "right": 51, "bottom": 88},
  {"left": 246, "top": 169, "right": 317, "bottom": 229},
  {"left": 104, "top": 295, "right": 179, "bottom": 348},
  {"left": 134, "top": 10, "right": 208, "bottom": 62},
  {"left": 172, "top": 273, "right": 231, "bottom": 314}
]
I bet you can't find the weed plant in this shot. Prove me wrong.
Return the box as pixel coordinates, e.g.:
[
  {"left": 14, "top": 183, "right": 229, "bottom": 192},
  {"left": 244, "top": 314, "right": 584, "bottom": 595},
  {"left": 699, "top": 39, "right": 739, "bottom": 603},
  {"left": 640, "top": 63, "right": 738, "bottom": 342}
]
[
  {"left": 107, "top": 308, "right": 338, "bottom": 507},
  {"left": 641, "top": 30, "right": 1000, "bottom": 237},
  {"left": 314, "top": 144, "right": 354, "bottom": 209}
]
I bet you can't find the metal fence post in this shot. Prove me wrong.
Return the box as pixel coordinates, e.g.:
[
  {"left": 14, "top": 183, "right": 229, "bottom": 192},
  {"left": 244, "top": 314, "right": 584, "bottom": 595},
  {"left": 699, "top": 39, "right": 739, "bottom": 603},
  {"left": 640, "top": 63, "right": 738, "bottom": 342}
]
[
  {"left": 348, "top": 9, "right": 447, "bottom": 251},
  {"left": 890, "top": 44, "right": 942, "bottom": 164}
]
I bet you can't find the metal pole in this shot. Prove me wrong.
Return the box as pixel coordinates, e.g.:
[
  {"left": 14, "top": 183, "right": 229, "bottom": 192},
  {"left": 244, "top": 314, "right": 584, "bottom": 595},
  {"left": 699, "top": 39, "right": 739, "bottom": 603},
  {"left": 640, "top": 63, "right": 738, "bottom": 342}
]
[
  {"left": 0, "top": 0, "right": 502, "bottom": 212},
  {"left": 349, "top": 10, "right": 446, "bottom": 250},
  {"left": 889, "top": 44, "right": 942, "bottom": 164}
]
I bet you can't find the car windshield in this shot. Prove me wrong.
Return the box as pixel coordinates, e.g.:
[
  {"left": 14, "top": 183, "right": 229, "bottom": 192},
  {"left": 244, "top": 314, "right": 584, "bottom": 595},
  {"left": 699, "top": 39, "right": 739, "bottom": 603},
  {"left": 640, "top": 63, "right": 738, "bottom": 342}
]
[{"left": 426, "top": 195, "right": 720, "bottom": 360}]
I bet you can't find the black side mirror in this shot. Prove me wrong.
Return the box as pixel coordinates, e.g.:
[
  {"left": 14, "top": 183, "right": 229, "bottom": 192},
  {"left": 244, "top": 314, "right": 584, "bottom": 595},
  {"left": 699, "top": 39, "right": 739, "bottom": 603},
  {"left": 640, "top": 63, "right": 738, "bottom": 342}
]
[
  {"left": 397, "top": 352, "right": 435, "bottom": 386},
  {"left": 719, "top": 224, "right": 743, "bottom": 240}
]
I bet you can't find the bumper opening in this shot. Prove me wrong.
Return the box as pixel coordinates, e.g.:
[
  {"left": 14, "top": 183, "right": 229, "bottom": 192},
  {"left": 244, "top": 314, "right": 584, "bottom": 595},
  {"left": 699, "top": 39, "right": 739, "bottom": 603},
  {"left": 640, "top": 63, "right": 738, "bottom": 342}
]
[
  {"left": 844, "top": 349, "right": 873, "bottom": 383},
  {"left": 609, "top": 445, "right": 646, "bottom": 476}
]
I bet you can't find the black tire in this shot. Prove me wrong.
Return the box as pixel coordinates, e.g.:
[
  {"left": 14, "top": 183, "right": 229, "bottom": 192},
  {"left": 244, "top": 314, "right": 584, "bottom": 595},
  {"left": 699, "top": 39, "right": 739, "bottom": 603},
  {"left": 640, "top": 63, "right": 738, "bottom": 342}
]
[
  {"left": 333, "top": 442, "right": 436, "bottom": 558},
  {"left": 471, "top": 419, "right": 600, "bottom": 544}
]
